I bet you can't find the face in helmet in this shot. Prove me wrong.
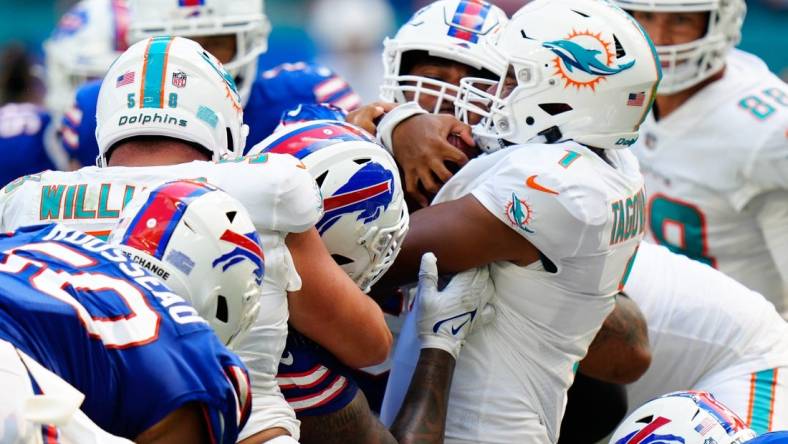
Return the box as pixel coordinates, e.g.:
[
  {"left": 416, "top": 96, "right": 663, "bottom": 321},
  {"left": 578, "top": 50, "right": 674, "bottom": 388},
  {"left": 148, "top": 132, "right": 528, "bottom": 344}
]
[
  {"left": 43, "top": 0, "right": 130, "bottom": 113},
  {"left": 454, "top": 0, "right": 662, "bottom": 153},
  {"left": 109, "top": 179, "right": 264, "bottom": 348},
  {"left": 380, "top": 0, "right": 508, "bottom": 114},
  {"left": 612, "top": 0, "right": 746, "bottom": 94},
  {"left": 611, "top": 391, "right": 757, "bottom": 444},
  {"left": 128, "top": 0, "right": 270, "bottom": 105},
  {"left": 95, "top": 36, "right": 249, "bottom": 166},
  {"left": 251, "top": 120, "right": 409, "bottom": 293}
]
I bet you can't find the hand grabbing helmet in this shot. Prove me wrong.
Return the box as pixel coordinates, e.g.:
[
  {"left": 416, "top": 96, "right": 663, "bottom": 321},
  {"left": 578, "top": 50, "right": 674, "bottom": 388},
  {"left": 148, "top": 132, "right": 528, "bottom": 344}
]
[
  {"left": 251, "top": 120, "right": 408, "bottom": 293},
  {"left": 612, "top": 0, "right": 745, "bottom": 94},
  {"left": 43, "top": 0, "right": 130, "bottom": 113},
  {"left": 380, "top": 0, "right": 508, "bottom": 113},
  {"left": 611, "top": 391, "right": 757, "bottom": 444},
  {"left": 128, "top": 0, "right": 270, "bottom": 104},
  {"left": 109, "top": 179, "right": 264, "bottom": 348},
  {"left": 96, "top": 36, "right": 248, "bottom": 166},
  {"left": 454, "top": 0, "right": 661, "bottom": 152}
]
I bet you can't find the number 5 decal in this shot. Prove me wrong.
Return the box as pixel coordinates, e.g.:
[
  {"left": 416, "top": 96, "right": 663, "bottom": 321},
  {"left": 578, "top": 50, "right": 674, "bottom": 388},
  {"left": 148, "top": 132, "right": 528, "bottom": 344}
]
[
  {"left": 648, "top": 194, "right": 716, "bottom": 267},
  {"left": 0, "top": 242, "right": 160, "bottom": 349}
]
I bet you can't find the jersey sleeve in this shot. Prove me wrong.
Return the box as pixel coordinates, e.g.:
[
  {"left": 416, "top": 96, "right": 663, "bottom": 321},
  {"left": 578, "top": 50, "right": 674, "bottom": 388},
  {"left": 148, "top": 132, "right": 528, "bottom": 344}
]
[
  {"left": 58, "top": 80, "right": 101, "bottom": 168},
  {"left": 744, "top": 124, "right": 788, "bottom": 190},
  {"left": 470, "top": 150, "right": 607, "bottom": 260},
  {"left": 217, "top": 154, "right": 323, "bottom": 234},
  {"left": 258, "top": 153, "right": 324, "bottom": 234},
  {"left": 233, "top": 284, "right": 300, "bottom": 441}
]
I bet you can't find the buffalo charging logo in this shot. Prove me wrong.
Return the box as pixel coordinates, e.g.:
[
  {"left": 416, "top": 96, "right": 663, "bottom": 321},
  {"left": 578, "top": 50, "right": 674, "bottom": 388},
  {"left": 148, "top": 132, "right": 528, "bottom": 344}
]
[{"left": 544, "top": 30, "right": 635, "bottom": 91}]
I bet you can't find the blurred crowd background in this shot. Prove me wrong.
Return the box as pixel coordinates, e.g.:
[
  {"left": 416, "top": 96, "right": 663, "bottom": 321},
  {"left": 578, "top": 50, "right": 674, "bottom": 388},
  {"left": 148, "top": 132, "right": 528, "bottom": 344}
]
[{"left": 0, "top": 0, "right": 786, "bottom": 105}]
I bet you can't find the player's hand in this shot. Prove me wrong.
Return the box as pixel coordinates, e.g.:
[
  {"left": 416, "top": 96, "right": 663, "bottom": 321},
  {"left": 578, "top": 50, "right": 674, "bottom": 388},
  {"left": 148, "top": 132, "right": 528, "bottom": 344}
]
[
  {"left": 416, "top": 252, "right": 495, "bottom": 359},
  {"left": 346, "top": 101, "right": 397, "bottom": 135},
  {"left": 390, "top": 114, "right": 475, "bottom": 207}
]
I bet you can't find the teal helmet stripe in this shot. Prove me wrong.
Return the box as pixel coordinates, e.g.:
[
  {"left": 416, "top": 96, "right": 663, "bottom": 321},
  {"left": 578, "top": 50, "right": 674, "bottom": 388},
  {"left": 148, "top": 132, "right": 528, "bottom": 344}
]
[{"left": 140, "top": 36, "right": 174, "bottom": 109}]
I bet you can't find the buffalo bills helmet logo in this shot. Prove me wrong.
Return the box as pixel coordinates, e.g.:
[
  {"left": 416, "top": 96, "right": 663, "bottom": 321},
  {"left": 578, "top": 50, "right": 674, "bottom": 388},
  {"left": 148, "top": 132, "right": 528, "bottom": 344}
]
[
  {"left": 212, "top": 230, "right": 265, "bottom": 285},
  {"left": 316, "top": 162, "right": 395, "bottom": 235},
  {"left": 616, "top": 417, "right": 685, "bottom": 444}
]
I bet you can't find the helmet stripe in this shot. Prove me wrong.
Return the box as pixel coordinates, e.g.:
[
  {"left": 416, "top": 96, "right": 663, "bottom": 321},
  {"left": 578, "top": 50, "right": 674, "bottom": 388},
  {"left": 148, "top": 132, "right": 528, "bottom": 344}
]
[
  {"left": 139, "top": 36, "right": 174, "bottom": 109},
  {"left": 448, "top": 0, "right": 492, "bottom": 43},
  {"left": 122, "top": 181, "right": 212, "bottom": 259},
  {"left": 262, "top": 122, "right": 373, "bottom": 159}
]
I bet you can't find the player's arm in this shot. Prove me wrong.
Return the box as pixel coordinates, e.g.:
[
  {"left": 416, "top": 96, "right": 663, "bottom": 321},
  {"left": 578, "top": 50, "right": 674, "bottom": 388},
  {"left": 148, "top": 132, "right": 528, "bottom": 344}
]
[
  {"left": 135, "top": 402, "right": 210, "bottom": 444},
  {"left": 377, "top": 194, "right": 540, "bottom": 288},
  {"left": 296, "top": 350, "right": 461, "bottom": 444},
  {"left": 578, "top": 293, "right": 651, "bottom": 384},
  {"left": 286, "top": 228, "right": 393, "bottom": 368}
]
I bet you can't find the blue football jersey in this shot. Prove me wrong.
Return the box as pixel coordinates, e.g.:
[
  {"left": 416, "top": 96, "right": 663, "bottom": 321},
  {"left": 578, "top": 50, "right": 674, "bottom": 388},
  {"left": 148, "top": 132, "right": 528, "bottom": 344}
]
[
  {"left": 246, "top": 62, "right": 360, "bottom": 148},
  {"left": 0, "top": 104, "right": 58, "bottom": 187},
  {"left": 61, "top": 62, "right": 361, "bottom": 164},
  {"left": 60, "top": 80, "right": 101, "bottom": 168},
  {"left": 0, "top": 224, "right": 251, "bottom": 442},
  {"left": 277, "top": 327, "right": 358, "bottom": 417}
]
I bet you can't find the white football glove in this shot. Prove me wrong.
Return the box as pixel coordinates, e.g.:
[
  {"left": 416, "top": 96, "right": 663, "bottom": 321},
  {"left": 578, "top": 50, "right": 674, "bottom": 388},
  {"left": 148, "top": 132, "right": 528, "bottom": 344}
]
[{"left": 416, "top": 252, "right": 495, "bottom": 359}]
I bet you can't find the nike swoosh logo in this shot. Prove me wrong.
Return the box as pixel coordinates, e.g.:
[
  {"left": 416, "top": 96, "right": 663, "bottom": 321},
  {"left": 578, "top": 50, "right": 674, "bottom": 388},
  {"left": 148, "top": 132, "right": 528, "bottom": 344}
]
[
  {"left": 526, "top": 175, "right": 559, "bottom": 195},
  {"left": 280, "top": 351, "right": 294, "bottom": 366},
  {"left": 451, "top": 318, "right": 472, "bottom": 335},
  {"left": 432, "top": 309, "right": 478, "bottom": 336}
]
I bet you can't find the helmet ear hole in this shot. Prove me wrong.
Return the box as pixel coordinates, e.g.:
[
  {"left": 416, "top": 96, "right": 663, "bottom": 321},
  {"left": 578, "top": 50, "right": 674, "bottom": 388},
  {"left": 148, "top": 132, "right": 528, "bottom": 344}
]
[
  {"left": 538, "top": 103, "right": 573, "bottom": 116},
  {"left": 331, "top": 254, "right": 354, "bottom": 266},
  {"left": 225, "top": 211, "right": 237, "bottom": 223},
  {"left": 353, "top": 158, "right": 371, "bottom": 165},
  {"left": 226, "top": 128, "right": 234, "bottom": 154},
  {"left": 613, "top": 34, "right": 626, "bottom": 58},
  {"left": 216, "top": 295, "right": 229, "bottom": 323},
  {"left": 315, "top": 170, "right": 329, "bottom": 188}
]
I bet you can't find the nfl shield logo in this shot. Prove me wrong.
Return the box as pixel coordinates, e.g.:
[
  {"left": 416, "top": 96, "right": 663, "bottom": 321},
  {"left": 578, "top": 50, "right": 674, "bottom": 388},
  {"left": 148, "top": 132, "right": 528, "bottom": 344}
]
[{"left": 172, "top": 71, "right": 187, "bottom": 88}]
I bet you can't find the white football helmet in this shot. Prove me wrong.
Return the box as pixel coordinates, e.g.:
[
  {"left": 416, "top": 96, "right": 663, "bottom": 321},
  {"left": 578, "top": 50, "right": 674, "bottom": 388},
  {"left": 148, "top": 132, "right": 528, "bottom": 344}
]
[
  {"left": 95, "top": 36, "right": 248, "bottom": 166},
  {"left": 251, "top": 120, "right": 409, "bottom": 293},
  {"left": 613, "top": 0, "right": 745, "bottom": 94},
  {"left": 611, "top": 391, "right": 756, "bottom": 444},
  {"left": 380, "top": 0, "right": 508, "bottom": 113},
  {"left": 43, "top": 0, "right": 130, "bottom": 113},
  {"left": 454, "top": 0, "right": 662, "bottom": 152},
  {"left": 128, "top": 0, "right": 270, "bottom": 104},
  {"left": 109, "top": 179, "right": 264, "bottom": 348}
]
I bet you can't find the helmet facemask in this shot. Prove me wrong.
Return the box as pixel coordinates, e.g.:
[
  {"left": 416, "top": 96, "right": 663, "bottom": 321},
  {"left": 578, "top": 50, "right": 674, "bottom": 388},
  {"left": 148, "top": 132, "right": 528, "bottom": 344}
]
[{"left": 616, "top": 0, "right": 746, "bottom": 94}]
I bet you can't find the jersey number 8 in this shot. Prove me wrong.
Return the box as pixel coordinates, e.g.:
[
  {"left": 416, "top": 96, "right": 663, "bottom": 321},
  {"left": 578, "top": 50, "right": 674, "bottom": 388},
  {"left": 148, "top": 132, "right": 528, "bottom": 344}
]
[{"left": 648, "top": 194, "right": 717, "bottom": 267}]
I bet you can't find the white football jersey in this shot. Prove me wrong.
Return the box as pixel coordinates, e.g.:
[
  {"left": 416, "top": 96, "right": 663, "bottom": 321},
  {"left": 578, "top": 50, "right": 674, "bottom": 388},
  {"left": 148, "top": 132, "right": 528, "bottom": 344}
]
[
  {"left": 434, "top": 142, "right": 644, "bottom": 443},
  {"left": 632, "top": 50, "right": 788, "bottom": 306},
  {"left": 0, "top": 152, "right": 323, "bottom": 439},
  {"left": 624, "top": 241, "right": 788, "bottom": 413}
]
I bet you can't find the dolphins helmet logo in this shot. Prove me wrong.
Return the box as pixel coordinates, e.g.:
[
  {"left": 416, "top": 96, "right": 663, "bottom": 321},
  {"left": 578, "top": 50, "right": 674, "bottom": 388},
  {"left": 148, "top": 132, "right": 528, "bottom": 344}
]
[
  {"left": 615, "top": 416, "right": 686, "bottom": 444},
  {"left": 316, "top": 162, "right": 395, "bottom": 235},
  {"left": 505, "top": 193, "right": 534, "bottom": 233},
  {"left": 544, "top": 30, "right": 635, "bottom": 91},
  {"left": 212, "top": 230, "right": 265, "bottom": 285}
]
